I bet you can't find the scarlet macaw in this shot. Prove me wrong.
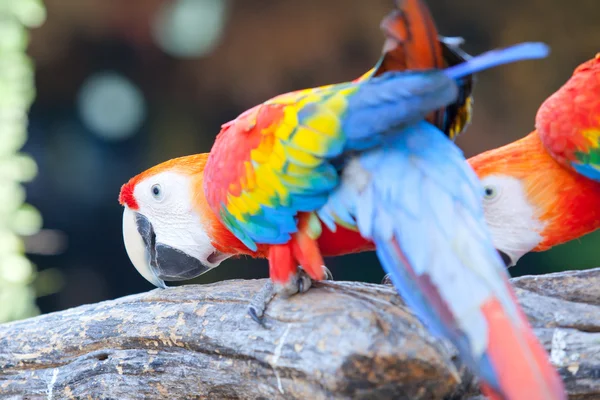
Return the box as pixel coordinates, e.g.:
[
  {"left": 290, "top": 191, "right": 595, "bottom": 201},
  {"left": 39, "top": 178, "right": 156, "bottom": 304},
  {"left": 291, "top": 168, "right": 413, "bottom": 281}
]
[
  {"left": 469, "top": 53, "right": 600, "bottom": 267},
  {"left": 118, "top": 2, "right": 563, "bottom": 399}
]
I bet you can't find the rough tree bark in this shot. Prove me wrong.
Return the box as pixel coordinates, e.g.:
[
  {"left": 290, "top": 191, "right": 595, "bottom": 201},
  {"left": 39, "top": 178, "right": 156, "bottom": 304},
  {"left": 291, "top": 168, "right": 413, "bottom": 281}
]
[{"left": 1, "top": 268, "right": 599, "bottom": 399}]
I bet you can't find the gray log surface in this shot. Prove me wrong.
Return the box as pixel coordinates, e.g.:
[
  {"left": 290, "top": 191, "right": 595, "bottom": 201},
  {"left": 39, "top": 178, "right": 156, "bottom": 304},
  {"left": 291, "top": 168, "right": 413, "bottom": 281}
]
[{"left": 0, "top": 268, "right": 599, "bottom": 400}]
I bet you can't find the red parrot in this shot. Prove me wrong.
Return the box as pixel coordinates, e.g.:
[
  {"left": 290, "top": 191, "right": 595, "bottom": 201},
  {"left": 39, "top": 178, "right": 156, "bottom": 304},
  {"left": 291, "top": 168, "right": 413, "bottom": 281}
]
[
  {"left": 469, "top": 53, "right": 600, "bottom": 267},
  {"left": 118, "top": 1, "right": 562, "bottom": 399},
  {"left": 120, "top": 0, "right": 478, "bottom": 297}
]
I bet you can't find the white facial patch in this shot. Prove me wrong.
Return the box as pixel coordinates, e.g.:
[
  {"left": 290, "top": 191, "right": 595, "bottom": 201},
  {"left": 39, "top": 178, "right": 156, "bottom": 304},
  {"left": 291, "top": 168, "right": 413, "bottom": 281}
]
[
  {"left": 479, "top": 174, "right": 546, "bottom": 266},
  {"left": 133, "top": 171, "right": 228, "bottom": 269}
]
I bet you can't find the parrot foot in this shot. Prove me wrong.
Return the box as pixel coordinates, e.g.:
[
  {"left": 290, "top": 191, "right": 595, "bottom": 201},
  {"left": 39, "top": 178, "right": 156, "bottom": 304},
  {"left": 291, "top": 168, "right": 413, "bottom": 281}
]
[
  {"left": 275, "top": 268, "right": 313, "bottom": 297},
  {"left": 381, "top": 273, "right": 393, "bottom": 285},
  {"left": 248, "top": 266, "right": 333, "bottom": 326},
  {"left": 248, "top": 280, "right": 275, "bottom": 327}
]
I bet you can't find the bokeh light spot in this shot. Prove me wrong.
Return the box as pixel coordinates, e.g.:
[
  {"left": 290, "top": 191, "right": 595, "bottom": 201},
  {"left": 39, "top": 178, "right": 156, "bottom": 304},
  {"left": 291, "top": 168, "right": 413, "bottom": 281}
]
[
  {"left": 152, "top": 0, "right": 229, "bottom": 59},
  {"left": 77, "top": 72, "right": 146, "bottom": 141},
  {"left": 0, "top": 254, "right": 33, "bottom": 284},
  {"left": 11, "top": 204, "right": 43, "bottom": 236}
]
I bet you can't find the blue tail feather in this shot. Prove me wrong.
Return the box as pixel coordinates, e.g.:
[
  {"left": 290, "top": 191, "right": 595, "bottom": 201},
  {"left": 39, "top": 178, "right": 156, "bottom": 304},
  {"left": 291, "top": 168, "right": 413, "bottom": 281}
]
[{"left": 444, "top": 42, "right": 550, "bottom": 80}]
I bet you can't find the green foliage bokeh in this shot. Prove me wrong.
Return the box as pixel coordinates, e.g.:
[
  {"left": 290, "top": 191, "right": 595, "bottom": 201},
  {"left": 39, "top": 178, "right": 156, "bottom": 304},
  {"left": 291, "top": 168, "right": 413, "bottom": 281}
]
[{"left": 0, "top": 0, "right": 46, "bottom": 323}]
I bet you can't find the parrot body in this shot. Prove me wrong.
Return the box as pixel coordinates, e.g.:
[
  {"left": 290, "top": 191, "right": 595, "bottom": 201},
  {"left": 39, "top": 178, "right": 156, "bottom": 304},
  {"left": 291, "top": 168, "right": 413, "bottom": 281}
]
[
  {"left": 118, "top": 1, "right": 564, "bottom": 398},
  {"left": 469, "top": 53, "right": 600, "bottom": 266},
  {"left": 201, "top": 70, "right": 463, "bottom": 287},
  {"left": 119, "top": 43, "right": 559, "bottom": 400},
  {"left": 198, "top": 42, "right": 548, "bottom": 290}
]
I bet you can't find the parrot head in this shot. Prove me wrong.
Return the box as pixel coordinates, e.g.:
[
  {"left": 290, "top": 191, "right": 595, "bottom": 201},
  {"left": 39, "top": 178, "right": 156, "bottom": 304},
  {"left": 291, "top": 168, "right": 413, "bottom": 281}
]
[
  {"left": 468, "top": 131, "right": 600, "bottom": 267},
  {"left": 118, "top": 154, "right": 235, "bottom": 288},
  {"left": 470, "top": 54, "right": 600, "bottom": 267}
]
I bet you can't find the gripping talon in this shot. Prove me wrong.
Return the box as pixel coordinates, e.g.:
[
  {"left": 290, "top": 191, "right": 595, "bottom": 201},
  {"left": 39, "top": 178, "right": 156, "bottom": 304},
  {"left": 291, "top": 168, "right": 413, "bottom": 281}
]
[
  {"left": 296, "top": 268, "right": 312, "bottom": 294},
  {"left": 248, "top": 267, "right": 322, "bottom": 325},
  {"left": 247, "top": 305, "right": 266, "bottom": 327},
  {"left": 297, "top": 276, "right": 304, "bottom": 294},
  {"left": 248, "top": 280, "right": 276, "bottom": 327},
  {"left": 381, "top": 273, "right": 393, "bottom": 286},
  {"left": 322, "top": 265, "right": 334, "bottom": 280}
]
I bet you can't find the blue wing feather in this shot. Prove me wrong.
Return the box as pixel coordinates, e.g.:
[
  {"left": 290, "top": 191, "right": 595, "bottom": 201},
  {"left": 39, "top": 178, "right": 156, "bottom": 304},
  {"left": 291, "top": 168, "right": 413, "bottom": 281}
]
[{"left": 318, "top": 122, "right": 516, "bottom": 391}]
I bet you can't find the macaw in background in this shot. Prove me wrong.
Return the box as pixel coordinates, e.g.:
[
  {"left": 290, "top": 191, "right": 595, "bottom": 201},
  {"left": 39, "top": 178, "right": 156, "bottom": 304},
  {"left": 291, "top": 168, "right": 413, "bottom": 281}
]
[
  {"left": 469, "top": 53, "right": 600, "bottom": 267},
  {"left": 118, "top": 0, "right": 564, "bottom": 398}
]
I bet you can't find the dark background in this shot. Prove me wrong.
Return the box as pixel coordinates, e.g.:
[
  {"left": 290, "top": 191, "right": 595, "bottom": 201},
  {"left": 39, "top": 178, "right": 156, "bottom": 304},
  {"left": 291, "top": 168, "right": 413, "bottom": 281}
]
[{"left": 20, "top": 0, "right": 600, "bottom": 315}]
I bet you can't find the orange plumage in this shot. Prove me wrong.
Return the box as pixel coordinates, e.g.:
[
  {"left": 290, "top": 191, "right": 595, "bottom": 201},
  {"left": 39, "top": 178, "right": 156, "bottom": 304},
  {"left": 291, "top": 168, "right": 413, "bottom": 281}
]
[{"left": 469, "top": 53, "right": 600, "bottom": 257}]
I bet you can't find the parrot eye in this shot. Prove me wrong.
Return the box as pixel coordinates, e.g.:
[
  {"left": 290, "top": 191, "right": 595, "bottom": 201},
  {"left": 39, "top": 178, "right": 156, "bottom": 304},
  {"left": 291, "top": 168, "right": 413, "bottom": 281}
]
[
  {"left": 483, "top": 185, "right": 498, "bottom": 200},
  {"left": 151, "top": 184, "right": 163, "bottom": 201}
]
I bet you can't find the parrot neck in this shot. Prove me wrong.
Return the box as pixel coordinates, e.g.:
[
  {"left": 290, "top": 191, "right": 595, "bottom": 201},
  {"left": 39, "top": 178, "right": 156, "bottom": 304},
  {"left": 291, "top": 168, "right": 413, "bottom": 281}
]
[{"left": 522, "top": 133, "right": 600, "bottom": 250}]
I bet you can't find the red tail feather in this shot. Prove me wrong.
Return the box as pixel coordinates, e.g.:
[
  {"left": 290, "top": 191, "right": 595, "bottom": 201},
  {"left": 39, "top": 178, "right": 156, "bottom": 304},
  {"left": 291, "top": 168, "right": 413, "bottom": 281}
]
[{"left": 481, "top": 294, "right": 566, "bottom": 400}]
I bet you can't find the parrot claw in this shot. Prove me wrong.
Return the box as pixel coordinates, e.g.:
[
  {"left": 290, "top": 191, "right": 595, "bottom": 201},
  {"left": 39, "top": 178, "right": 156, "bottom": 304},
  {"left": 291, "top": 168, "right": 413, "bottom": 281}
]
[
  {"left": 247, "top": 279, "right": 275, "bottom": 327},
  {"left": 276, "top": 269, "right": 312, "bottom": 297},
  {"left": 381, "top": 273, "right": 393, "bottom": 286},
  {"left": 248, "top": 266, "right": 331, "bottom": 327},
  {"left": 322, "top": 266, "right": 334, "bottom": 280},
  {"left": 248, "top": 305, "right": 267, "bottom": 327}
]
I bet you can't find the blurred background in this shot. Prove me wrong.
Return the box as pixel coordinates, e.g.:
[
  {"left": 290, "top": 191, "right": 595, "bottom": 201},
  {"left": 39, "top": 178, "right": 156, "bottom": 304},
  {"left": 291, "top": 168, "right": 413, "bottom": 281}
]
[{"left": 3, "top": 0, "right": 600, "bottom": 321}]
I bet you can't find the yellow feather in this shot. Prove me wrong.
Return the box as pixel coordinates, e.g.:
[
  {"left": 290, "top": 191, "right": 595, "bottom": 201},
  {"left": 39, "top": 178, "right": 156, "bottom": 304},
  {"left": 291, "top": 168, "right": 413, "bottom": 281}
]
[
  {"left": 286, "top": 162, "right": 313, "bottom": 177},
  {"left": 282, "top": 145, "right": 321, "bottom": 167},
  {"left": 239, "top": 191, "right": 262, "bottom": 215},
  {"left": 256, "top": 166, "right": 289, "bottom": 206},
  {"left": 583, "top": 128, "right": 600, "bottom": 148},
  {"left": 324, "top": 91, "right": 350, "bottom": 115},
  {"left": 225, "top": 193, "right": 247, "bottom": 222},
  {"left": 250, "top": 134, "right": 274, "bottom": 164},
  {"left": 230, "top": 192, "right": 253, "bottom": 216},
  {"left": 304, "top": 111, "right": 340, "bottom": 137},
  {"left": 269, "top": 140, "right": 287, "bottom": 171},
  {"left": 279, "top": 173, "right": 309, "bottom": 189},
  {"left": 248, "top": 185, "right": 273, "bottom": 207},
  {"left": 301, "top": 91, "right": 325, "bottom": 106},
  {"left": 291, "top": 125, "right": 329, "bottom": 154},
  {"left": 274, "top": 107, "right": 298, "bottom": 141},
  {"left": 250, "top": 148, "right": 268, "bottom": 164}
]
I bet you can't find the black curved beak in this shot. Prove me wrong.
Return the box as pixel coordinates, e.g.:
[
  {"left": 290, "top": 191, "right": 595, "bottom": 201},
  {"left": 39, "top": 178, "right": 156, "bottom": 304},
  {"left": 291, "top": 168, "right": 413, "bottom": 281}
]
[
  {"left": 134, "top": 214, "right": 211, "bottom": 282},
  {"left": 496, "top": 249, "right": 512, "bottom": 267}
]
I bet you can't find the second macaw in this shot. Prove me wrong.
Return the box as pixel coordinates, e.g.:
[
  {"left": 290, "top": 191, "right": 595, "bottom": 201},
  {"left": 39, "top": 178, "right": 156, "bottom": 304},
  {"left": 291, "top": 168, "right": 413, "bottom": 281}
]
[
  {"left": 117, "top": 1, "right": 564, "bottom": 399},
  {"left": 469, "top": 53, "right": 600, "bottom": 267}
]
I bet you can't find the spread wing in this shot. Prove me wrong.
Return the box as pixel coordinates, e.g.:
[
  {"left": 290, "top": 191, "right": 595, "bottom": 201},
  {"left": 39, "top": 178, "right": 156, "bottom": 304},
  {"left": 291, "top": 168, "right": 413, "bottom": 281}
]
[
  {"left": 203, "top": 74, "right": 459, "bottom": 251},
  {"left": 202, "top": 85, "right": 352, "bottom": 252},
  {"left": 536, "top": 54, "right": 600, "bottom": 181}
]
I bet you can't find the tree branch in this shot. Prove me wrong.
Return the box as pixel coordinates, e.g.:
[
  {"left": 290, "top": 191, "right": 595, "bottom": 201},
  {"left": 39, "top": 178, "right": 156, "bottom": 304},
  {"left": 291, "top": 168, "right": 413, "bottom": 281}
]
[{"left": 1, "top": 268, "right": 599, "bottom": 399}]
